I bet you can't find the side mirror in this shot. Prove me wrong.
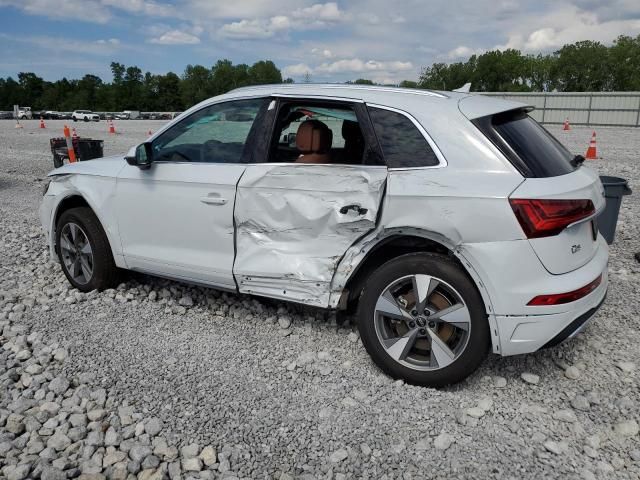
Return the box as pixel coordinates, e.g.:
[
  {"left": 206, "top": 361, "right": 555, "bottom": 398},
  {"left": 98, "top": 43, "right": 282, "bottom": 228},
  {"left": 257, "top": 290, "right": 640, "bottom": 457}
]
[{"left": 125, "top": 142, "right": 153, "bottom": 170}]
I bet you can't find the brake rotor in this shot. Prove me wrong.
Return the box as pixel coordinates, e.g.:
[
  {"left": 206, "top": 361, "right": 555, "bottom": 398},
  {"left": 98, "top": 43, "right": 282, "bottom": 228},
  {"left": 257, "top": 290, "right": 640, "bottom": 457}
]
[
  {"left": 397, "top": 288, "right": 455, "bottom": 350},
  {"left": 431, "top": 291, "right": 455, "bottom": 342}
]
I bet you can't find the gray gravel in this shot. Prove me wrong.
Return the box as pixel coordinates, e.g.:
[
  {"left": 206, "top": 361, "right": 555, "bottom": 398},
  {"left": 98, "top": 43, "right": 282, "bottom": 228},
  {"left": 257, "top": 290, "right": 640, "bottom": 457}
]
[{"left": 1, "top": 119, "right": 639, "bottom": 479}]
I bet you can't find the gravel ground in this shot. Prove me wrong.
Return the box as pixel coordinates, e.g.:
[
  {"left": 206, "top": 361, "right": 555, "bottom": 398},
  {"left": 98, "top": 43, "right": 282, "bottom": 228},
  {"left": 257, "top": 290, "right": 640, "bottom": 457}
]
[{"left": 1, "top": 119, "right": 639, "bottom": 480}]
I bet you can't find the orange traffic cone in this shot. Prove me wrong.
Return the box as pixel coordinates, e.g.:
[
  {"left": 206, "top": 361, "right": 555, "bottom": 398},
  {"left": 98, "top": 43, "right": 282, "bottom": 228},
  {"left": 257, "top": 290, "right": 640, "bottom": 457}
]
[
  {"left": 585, "top": 131, "right": 597, "bottom": 159},
  {"left": 562, "top": 118, "right": 571, "bottom": 131},
  {"left": 108, "top": 120, "right": 116, "bottom": 134},
  {"left": 40, "top": 117, "right": 46, "bottom": 129}
]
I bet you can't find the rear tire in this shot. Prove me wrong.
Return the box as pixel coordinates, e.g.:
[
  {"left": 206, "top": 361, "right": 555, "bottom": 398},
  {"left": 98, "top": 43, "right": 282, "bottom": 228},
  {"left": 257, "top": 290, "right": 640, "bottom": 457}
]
[
  {"left": 55, "top": 207, "right": 119, "bottom": 292},
  {"left": 356, "top": 252, "right": 490, "bottom": 387}
]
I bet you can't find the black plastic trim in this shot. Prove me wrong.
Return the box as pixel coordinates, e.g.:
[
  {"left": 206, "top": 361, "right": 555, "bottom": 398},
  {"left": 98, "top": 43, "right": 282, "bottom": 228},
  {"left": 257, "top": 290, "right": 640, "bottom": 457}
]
[{"left": 540, "top": 292, "right": 607, "bottom": 349}]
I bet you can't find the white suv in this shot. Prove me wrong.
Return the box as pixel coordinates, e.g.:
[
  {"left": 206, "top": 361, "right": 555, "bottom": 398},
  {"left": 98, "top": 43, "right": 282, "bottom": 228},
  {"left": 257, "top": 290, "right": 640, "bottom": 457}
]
[
  {"left": 72, "top": 110, "right": 100, "bottom": 122},
  {"left": 40, "top": 84, "right": 608, "bottom": 386}
]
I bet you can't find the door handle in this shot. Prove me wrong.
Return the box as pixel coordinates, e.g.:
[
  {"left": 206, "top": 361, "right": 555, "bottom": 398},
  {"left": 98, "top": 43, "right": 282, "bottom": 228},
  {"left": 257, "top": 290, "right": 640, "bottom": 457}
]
[
  {"left": 200, "top": 195, "right": 228, "bottom": 205},
  {"left": 339, "top": 204, "right": 368, "bottom": 215}
]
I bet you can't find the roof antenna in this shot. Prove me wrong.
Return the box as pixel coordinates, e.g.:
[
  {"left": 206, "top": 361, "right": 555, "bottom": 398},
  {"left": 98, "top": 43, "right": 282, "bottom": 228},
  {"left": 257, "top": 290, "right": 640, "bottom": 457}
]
[{"left": 453, "top": 82, "right": 471, "bottom": 93}]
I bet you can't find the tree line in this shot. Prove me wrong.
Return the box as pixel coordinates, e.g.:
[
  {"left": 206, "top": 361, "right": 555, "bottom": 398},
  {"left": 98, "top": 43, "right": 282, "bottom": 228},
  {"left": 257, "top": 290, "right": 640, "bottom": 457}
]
[
  {"left": 413, "top": 35, "right": 640, "bottom": 92},
  {"left": 0, "top": 59, "right": 286, "bottom": 112},
  {"left": 1, "top": 34, "right": 639, "bottom": 111}
]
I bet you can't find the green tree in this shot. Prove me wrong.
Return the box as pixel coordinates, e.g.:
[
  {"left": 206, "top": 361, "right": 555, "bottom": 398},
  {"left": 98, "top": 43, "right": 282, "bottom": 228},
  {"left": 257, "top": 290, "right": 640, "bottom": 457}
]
[
  {"left": 181, "top": 64, "right": 212, "bottom": 106},
  {"left": 552, "top": 40, "right": 611, "bottom": 91},
  {"left": 18, "top": 72, "right": 46, "bottom": 108},
  {"left": 248, "top": 60, "right": 282, "bottom": 85},
  {"left": 399, "top": 80, "right": 418, "bottom": 88},
  {"left": 609, "top": 35, "right": 640, "bottom": 91},
  {"left": 157, "top": 72, "right": 183, "bottom": 111}
]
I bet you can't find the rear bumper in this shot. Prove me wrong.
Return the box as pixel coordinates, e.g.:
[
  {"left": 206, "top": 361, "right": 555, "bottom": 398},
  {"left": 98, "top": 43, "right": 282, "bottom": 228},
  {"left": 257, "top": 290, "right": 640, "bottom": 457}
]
[
  {"left": 495, "top": 268, "right": 608, "bottom": 356},
  {"left": 461, "top": 234, "right": 609, "bottom": 356}
]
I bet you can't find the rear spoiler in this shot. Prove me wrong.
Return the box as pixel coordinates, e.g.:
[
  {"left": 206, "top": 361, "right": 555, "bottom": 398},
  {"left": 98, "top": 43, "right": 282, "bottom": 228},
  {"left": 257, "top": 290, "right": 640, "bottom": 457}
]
[{"left": 458, "top": 94, "right": 533, "bottom": 120}]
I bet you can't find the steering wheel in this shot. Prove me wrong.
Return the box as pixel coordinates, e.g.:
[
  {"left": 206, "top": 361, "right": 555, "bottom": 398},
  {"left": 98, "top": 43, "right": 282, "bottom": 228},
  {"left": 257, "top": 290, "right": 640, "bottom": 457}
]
[
  {"left": 171, "top": 150, "right": 192, "bottom": 163},
  {"left": 201, "top": 139, "right": 223, "bottom": 162}
]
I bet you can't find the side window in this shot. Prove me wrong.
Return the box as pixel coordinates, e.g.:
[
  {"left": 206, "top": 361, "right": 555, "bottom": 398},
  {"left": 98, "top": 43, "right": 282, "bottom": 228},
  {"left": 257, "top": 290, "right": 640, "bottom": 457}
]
[
  {"left": 369, "top": 107, "right": 440, "bottom": 168},
  {"left": 152, "top": 98, "right": 266, "bottom": 164},
  {"left": 269, "top": 102, "right": 368, "bottom": 165}
]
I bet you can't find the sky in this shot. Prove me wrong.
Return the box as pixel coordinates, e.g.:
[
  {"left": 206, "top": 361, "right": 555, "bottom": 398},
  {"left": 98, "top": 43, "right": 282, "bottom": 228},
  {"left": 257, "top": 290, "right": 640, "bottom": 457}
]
[{"left": 0, "top": 0, "right": 639, "bottom": 84}]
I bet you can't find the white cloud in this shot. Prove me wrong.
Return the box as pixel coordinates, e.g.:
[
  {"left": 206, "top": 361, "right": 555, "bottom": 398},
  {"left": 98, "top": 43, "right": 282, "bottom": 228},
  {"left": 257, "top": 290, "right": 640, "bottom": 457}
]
[
  {"left": 217, "top": 2, "right": 345, "bottom": 40},
  {"left": 283, "top": 63, "right": 313, "bottom": 77},
  {"left": 102, "top": 0, "right": 174, "bottom": 17},
  {"left": 0, "top": 0, "right": 111, "bottom": 22},
  {"left": 292, "top": 2, "right": 343, "bottom": 22},
  {"left": 446, "top": 45, "right": 483, "bottom": 59},
  {"left": 149, "top": 30, "right": 200, "bottom": 45},
  {"left": 358, "top": 13, "right": 380, "bottom": 25},
  {"left": 96, "top": 38, "right": 121, "bottom": 45},
  {"left": 311, "top": 48, "right": 334, "bottom": 58},
  {"left": 185, "top": 0, "right": 301, "bottom": 20},
  {"left": 219, "top": 17, "right": 290, "bottom": 40},
  {"left": 315, "top": 58, "right": 413, "bottom": 74},
  {"left": 495, "top": 6, "right": 640, "bottom": 52},
  {"left": 0, "top": 33, "right": 122, "bottom": 55}
]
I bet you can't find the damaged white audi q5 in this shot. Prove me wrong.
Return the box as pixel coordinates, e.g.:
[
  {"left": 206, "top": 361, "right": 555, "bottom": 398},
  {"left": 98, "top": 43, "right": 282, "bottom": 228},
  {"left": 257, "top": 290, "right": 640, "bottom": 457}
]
[{"left": 40, "top": 84, "right": 608, "bottom": 386}]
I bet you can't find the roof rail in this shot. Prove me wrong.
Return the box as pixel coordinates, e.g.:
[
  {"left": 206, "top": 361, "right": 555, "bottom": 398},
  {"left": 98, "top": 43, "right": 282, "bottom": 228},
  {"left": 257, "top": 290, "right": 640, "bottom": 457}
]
[{"left": 228, "top": 83, "right": 448, "bottom": 99}]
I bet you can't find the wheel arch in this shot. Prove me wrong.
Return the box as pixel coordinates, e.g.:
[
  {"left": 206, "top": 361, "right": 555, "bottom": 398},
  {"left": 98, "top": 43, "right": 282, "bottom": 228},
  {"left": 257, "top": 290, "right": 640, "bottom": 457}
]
[
  {"left": 330, "top": 228, "right": 501, "bottom": 354},
  {"left": 50, "top": 189, "right": 123, "bottom": 267}
]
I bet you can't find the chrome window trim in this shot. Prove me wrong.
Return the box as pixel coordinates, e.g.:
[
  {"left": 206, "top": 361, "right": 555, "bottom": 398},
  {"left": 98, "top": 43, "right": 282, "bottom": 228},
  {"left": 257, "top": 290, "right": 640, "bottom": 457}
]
[
  {"left": 366, "top": 103, "right": 448, "bottom": 170},
  {"left": 150, "top": 160, "right": 387, "bottom": 169},
  {"left": 272, "top": 93, "right": 365, "bottom": 103}
]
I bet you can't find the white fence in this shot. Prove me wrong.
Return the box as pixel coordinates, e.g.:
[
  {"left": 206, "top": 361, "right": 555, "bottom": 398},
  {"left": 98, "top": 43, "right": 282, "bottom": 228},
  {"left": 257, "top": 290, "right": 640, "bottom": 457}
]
[{"left": 482, "top": 92, "right": 640, "bottom": 127}]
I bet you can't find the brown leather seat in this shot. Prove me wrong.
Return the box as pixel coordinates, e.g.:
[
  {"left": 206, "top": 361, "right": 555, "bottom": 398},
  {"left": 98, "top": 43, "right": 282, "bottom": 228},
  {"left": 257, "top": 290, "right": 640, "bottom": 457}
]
[{"left": 295, "top": 120, "right": 333, "bottom": 164}]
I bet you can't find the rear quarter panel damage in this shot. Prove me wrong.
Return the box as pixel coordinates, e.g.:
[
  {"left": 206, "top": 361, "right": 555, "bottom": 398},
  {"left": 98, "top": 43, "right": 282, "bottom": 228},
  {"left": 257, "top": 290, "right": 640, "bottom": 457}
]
[{"left": 233, "top": 164, "right": 387, "bottom": 306}]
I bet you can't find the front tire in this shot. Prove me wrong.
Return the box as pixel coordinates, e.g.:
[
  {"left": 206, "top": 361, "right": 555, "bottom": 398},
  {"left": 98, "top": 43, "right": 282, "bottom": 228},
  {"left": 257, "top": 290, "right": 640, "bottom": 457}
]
[
  {"left": 55, "top": 207, "right": 119, "bottom": 292},
  {"left": 356, "top": 253, "right": 490, "bottom": 387}
]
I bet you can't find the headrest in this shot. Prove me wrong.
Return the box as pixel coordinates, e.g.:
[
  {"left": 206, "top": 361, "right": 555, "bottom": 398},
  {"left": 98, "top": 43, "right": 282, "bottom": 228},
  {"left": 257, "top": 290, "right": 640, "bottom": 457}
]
[
  {"left": 342, "top": 120, "right": 361, "bottom": 140},
  {"left": 296, "top": 120, "right": 332, "bottom": 154}
]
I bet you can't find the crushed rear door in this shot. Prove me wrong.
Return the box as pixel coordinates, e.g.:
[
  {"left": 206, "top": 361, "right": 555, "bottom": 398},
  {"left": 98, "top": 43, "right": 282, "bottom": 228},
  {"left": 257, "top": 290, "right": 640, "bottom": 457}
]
[{"left": 233, "top": 164, "right": 387, "bottom": 307}]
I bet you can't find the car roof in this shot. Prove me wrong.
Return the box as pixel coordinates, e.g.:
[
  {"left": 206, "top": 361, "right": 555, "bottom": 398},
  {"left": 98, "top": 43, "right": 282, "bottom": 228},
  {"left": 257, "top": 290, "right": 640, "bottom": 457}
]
[{"left": 216, "top": 83, "right": 529, "bottom": 120}]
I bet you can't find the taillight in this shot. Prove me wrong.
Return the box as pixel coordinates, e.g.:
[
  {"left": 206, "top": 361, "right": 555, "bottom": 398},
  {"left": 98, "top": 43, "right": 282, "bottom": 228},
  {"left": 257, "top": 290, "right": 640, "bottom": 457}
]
[
  {"left": 527, "top": 274, "right": 602, "bottom": 306},
  {"left": 509, "top": 198, "right": 595, "bottom": 238}
]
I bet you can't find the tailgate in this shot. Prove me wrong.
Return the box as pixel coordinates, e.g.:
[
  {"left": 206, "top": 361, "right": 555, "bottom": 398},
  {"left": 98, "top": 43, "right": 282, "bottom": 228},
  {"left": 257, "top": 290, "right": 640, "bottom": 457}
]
[{"left": 510, "top": 167, "right": 606, "bottom": 274}]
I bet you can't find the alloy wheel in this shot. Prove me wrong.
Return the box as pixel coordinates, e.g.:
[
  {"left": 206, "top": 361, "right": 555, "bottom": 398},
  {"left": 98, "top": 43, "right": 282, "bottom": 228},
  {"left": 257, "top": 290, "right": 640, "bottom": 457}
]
[
  {"left": 59, "top": 222, "right": 94, "bottom": 285},
  {"left": 373, "top": 274, "right": 471, "bottom": 371}
]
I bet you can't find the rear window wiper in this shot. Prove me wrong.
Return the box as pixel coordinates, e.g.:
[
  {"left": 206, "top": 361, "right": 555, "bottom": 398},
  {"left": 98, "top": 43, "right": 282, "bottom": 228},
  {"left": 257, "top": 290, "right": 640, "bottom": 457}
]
[{"left": 570, "top": 154, "right": 585, "bottom": 168}]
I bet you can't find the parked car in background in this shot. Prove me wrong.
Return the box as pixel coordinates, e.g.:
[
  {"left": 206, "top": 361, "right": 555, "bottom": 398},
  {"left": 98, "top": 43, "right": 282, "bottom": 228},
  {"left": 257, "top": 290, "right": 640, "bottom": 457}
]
[
  {"left": 0, "top": 111, "right": 13, "bottom": 119},
  {"left": 40, "top": 84, "right": 609, "bottom": 387},
  {"left": 58, "top": 112, "right": 72, "bottom": 120},
  {"left": 114, "top": 112, "right": 130, "bottom": 120},
  {"left": 124, "top": 110, "right": 140, "bottom": 120},
  {"left": 42, "top": 111, "right": 60, "bottom": 119},
  {"left": 72, "top": 110, "right": 100, "bottom": 122}
]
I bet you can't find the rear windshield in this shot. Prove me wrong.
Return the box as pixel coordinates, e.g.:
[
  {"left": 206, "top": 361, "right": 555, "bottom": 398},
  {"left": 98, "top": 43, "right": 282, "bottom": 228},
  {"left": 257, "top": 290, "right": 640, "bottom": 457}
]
[{"left": 474, "top": 110, "right": 575, "bottom": 177}]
